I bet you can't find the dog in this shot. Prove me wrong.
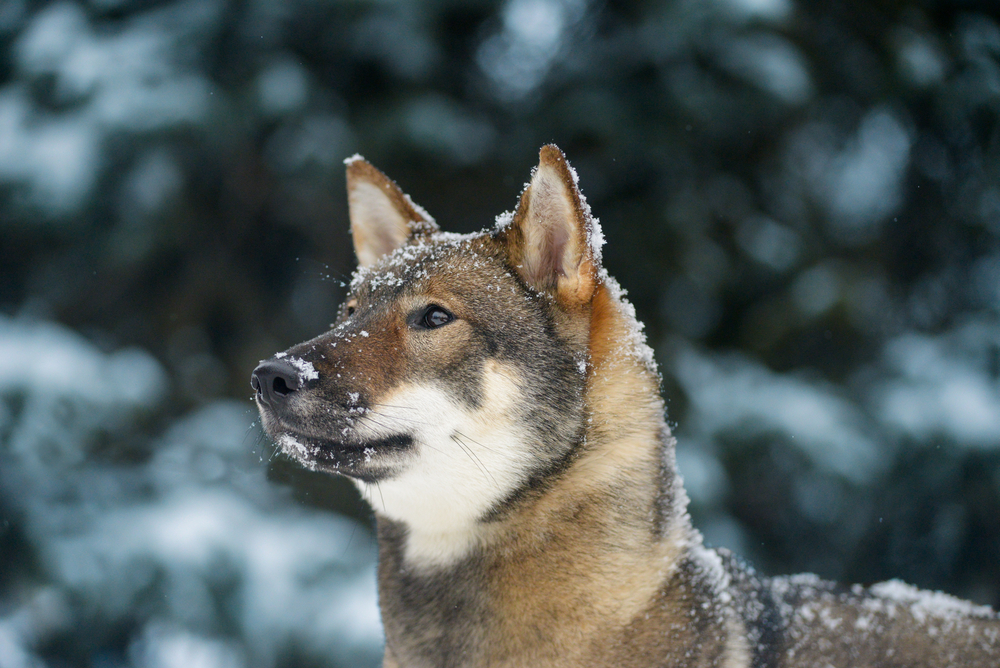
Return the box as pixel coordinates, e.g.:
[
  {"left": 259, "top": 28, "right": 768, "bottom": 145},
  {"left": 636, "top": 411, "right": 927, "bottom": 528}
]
[{"left": 252, "top": 145, "right": 999, "bottom": 667}]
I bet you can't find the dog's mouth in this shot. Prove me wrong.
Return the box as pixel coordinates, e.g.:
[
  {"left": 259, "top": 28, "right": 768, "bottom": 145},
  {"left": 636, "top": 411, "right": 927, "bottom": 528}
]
[{"left": 272, "top": 428, "right": 413, "bottom": 481}]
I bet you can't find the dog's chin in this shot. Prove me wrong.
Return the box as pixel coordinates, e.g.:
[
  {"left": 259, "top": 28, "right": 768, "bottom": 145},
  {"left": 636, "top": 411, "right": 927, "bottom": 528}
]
[{"left": 273, "top": 431, "right": 413, "bottom": 481}]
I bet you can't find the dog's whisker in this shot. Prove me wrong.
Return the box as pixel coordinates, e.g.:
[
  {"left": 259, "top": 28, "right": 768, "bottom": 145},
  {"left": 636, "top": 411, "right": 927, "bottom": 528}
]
[
  {"left": 360, "top": 415, "right": 418, "bottom": 436},
  {"left": 359, "top": 411, "right": 430, "bottom": 429},
  {"left": 241, "top": 420, "right": 258, "bottom": 446},
  {"left": 453, "top": 430, "right": 499, "bottom": 454},
  {"left": 451, "top": 433, "right": 499, "bottom": 489},
  {"left": 374, "top": 481, "right": 387, "bottom": 514},
  {"left": 341, "top": 521, "right": 360, "bottom": 560}
]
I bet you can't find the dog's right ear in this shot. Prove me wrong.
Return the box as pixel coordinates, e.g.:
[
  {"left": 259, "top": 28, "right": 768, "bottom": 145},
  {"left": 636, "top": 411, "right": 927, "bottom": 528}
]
[{"left": 345, "top": 156, "right": 439, "bottom": 268}]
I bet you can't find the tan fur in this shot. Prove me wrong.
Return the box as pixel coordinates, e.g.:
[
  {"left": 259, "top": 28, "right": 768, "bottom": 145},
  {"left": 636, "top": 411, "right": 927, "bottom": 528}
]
[
  {"left": 253, "top": 146, "right": 999, "bottom": 668},
  {"left": 476, "top": 286, "right": 686, "bottom": 666}
]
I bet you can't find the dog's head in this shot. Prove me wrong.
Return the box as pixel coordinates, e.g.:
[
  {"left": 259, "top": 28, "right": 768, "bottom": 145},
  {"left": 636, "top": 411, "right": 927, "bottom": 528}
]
[{"left": 253, "top": 146, "right": 609, "bottom": 543}]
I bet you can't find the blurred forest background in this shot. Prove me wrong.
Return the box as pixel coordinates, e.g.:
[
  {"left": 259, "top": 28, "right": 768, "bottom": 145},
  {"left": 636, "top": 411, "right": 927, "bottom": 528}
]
[{"left": 1, "top": 0, "right": 999, "bottom": 666}]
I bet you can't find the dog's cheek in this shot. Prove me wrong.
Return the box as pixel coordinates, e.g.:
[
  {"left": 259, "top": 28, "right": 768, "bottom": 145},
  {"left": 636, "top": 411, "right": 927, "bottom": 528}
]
[
  {"left": 421, "top": 322, "right": 492, "bottom": 409},
  {"left": 406, "top": 320, "right": 472, "bottom": 369}
]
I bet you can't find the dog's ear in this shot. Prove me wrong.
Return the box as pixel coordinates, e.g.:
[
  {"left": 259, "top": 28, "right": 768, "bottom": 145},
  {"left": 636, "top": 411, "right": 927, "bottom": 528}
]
[
  {"left": 502, "top": 145, "right": 600, "bottom": 305},
  {"left": 345, "top": 157, "right": 439, "bottom": 268}
]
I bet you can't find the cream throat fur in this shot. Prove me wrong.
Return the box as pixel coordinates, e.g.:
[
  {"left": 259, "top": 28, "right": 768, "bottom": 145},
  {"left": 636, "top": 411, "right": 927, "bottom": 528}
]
[
  {"left": 252, "top": 145, "right": 1000, "bottom": 668},
  {"left": 351, "top": 363, "right": 537, "bottom": 566}
]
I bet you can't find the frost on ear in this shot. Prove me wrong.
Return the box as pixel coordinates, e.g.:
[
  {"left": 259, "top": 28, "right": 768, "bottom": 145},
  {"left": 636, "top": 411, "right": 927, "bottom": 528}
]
[
  {"left": 345, "top": 157, "right": 438, "bottom": 268},
  {"left": 504, "top": 145, "right": 601, "bottom": 304}
]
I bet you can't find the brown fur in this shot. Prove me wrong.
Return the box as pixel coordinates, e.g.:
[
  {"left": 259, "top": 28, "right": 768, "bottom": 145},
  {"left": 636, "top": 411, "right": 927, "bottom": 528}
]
[{"left": 254, "top": 146, "right": 1000, "bottom": 668}]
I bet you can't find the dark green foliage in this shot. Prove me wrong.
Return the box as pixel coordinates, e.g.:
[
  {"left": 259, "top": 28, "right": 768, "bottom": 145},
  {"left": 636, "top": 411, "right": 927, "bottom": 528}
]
[{"left": 0, "top": 0, "right": 998, "bottom": 665}]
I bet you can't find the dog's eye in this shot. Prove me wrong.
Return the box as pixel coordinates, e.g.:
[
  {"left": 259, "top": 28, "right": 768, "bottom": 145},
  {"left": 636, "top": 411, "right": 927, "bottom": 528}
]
[{"left": 418, "top": 305, "right": 453, "bottom": 329}]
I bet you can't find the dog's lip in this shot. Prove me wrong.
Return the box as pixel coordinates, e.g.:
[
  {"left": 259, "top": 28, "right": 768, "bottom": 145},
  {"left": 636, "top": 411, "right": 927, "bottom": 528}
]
[
  {"left": 273, "top": 429, "right": 413, "bottom": 482},
  {"left": 273, "top": 428, "right": 364, "bottom": 454},
  {"left": 275, "top": 428, "right": 413, "bottom": 456},
  {"left": 259, "top": 411, "right": 361, "bottom": 449}
]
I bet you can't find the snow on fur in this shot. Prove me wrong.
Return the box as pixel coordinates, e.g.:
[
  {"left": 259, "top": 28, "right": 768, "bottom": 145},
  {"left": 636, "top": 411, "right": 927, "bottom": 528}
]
[
  {"left": 563, "top": 161, "right": 605, "bottom": 266},
  {"left": 867, "top": 580, "right": 996, "bottom": 622},
  {"left": 286, "top": 356, "right": 318, "bottom": 381}
]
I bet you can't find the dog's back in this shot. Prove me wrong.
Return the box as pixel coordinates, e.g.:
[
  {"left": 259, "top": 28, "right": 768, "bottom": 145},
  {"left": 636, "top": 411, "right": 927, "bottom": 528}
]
[
  {"left": 253, "top": 146, "right": 999, "bottom": 667},
  {"left": 733, "top": 556, "right": 998, "bottom": 667}
]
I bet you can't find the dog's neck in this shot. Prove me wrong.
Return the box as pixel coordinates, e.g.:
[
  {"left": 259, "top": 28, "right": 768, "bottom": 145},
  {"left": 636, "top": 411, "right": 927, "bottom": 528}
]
[{"left": 375, "top": 281, "right": 695, "bottom": 666}]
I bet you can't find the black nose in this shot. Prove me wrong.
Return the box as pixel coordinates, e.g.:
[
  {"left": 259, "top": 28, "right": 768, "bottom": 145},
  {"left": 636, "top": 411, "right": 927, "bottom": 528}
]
[{"left": 251, "top": 359, "right": 302, "bottom": 407}]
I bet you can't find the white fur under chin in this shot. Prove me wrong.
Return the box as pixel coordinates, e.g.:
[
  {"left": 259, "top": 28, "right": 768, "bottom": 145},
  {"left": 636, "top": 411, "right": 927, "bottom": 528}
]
[{"left": 353, "top": 364, "right": 533, "bottom": 568}]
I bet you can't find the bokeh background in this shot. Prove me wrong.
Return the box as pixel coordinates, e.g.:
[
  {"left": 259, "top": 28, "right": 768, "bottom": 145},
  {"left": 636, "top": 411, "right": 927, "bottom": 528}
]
[{"left": 1, "top": 0, "right": 999, "bottom": 666}]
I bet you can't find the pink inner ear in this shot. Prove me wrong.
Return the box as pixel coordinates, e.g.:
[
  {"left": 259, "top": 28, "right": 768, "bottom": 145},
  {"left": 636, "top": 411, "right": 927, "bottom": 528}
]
[
  {"left": 524, "top": 216, "right": 575, "bottom": 290},
  {"left": 547, "top": 219, "right": 572, "bottom": 279},
  {"left": 349, "top": 181, "right": 412, "bottom": 266},
  {"left": 376, "top": 227, "right": 405, "bottom": 260},
  {"left": 522, "top": 173, "right": 580, "bottom": 287}
]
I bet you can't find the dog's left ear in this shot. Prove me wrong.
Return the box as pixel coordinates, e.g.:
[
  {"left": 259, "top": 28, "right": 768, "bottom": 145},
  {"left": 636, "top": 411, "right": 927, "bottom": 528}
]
[
  {"left": 345, "top": 157, "right": 439, "bottom": 268},
  {"left": 502, "top": 145, "right": 599, "bottom": 305}
]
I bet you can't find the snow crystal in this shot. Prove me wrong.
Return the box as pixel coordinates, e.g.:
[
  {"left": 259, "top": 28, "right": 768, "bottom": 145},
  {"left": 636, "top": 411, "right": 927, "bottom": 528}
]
[
  {"left": 277, "top": 433, "right": 311, "bottom": 461},
  {"left": 343, "top": 153, "right": 365, "bottom": 165},
  {"left": 567, "top": 162, "right": 580, "bottom": 185},
  {"left": 404, "top": 193, "right": 436, "bottom": 225},
  {"left": 691, "top": 543, "right": 730, "bottom": 593},
  {"left": 494, "top": 210, "right": 515, "bottom": 230},
  {"left": 348, "top": 231, "right": 488, "bottom": 293},
  {"left": 285, "top": 356, "right": 318, "bottom": 382},
  {"left": 431, "top": 230, "right": 485, "bottom": 245},
  {"left": 589, "top": 217, "right": 606, "bottom": 260},
  {"left": 773, "top": 572, "right": 825, "bottom": 590},
  {"left": 869, "top": 580, "right": 996, "bottom": 623}
]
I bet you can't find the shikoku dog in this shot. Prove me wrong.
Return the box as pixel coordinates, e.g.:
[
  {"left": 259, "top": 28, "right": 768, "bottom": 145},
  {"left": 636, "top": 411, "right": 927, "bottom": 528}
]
[{"left": 252, "top": 146, "right": 999, "bottom": 667}]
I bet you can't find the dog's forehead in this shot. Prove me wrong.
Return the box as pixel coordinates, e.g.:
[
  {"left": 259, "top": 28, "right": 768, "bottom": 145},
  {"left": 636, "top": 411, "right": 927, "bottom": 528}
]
[{"left": 348, "top": 231, "right": 501, "bottom": 297}]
